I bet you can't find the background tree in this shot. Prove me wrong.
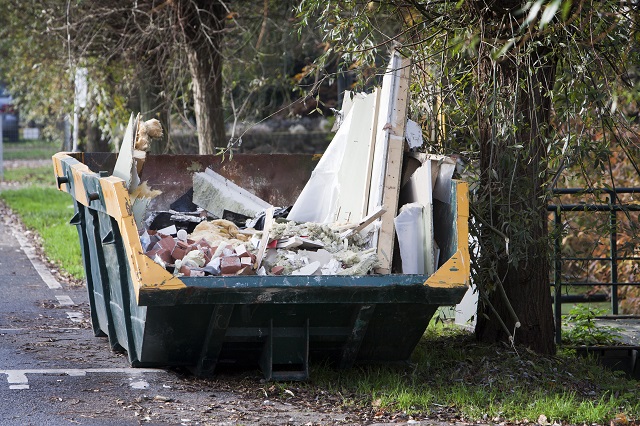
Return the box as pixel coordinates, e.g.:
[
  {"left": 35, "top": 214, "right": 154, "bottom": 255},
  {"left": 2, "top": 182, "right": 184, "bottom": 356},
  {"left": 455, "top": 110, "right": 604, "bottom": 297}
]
[
  {"left": 0, "top": 1, "right": 326, "bottom": 154},
  {"left": 297, "top": 0, "right": 640, "bottom": 353}
]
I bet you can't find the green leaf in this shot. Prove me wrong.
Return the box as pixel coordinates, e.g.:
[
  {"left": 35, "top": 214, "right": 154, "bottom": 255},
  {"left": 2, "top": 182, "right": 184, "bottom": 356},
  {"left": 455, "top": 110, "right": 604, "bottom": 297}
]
[
  {"left": 561, "top": 0, "right": 573, "bottom": 20},
  {"left": 525, "top": 0, "right": 544, "bottom": 26},
  {"left": 540, "top": 0, "right": 561, "bottom": 27}
]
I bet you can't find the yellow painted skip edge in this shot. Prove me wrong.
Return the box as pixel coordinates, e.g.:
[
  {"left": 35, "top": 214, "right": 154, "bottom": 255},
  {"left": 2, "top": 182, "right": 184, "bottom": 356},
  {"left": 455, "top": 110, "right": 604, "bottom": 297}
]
[
  {"left": 424, "top": 180, "right": 470, "bottom": 289},
  {"left": 52, "top": 154, "right": 185, "bottom": 302}
]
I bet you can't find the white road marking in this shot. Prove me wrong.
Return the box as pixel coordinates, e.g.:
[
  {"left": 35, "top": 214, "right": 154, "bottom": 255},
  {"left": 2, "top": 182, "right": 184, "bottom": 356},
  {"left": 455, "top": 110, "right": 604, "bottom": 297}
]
[
  {"left": 66, "top": 312, "right": 84, "bottom": 323},
  {"left": 55, "top": 295, "right": 75, "bottom": 306},
  {"left": 9, "top": 227, "right": 62, "bottom": 290},
  {"left": 0, "top": 368, "right": 166, "bottom": 390}
]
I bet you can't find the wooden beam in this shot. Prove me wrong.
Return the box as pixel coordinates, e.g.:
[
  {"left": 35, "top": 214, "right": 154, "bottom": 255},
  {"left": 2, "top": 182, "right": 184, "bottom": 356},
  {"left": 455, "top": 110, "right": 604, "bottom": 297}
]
[{"left": 371, "top": 53, "right": 412, "bottom": 274}]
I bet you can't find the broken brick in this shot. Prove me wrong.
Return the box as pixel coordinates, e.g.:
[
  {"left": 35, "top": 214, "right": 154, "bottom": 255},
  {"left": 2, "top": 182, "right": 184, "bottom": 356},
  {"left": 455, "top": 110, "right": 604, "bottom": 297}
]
[
  {"left": 179, "top": 264, "right": 192, "bottom": 276},
  {"left": 236, "top": 266, "right": 256, "bottom": 276},
  {"left": 156, "top": 235, "right": 176, "bottom": 252},
  {"left": 271, "top": 265, "right": 284, "bottom": 275},
  {"left": 200, "top": 247, "right": 213, "bottom": 263},
  {"left": 195, "top": 238, "right": 210, "bottom": 248},
  {"left": 189, "top": 269, "right": 206, "bottom": 277},
  {"left": 172, "top": 240, "right": 193, "bottom": 261},
  {"left": 146, "top": 247, "right": 172, "bottom": 264},
  {"left": 220, "top": 256, "right": 242, "bottom": 274}
]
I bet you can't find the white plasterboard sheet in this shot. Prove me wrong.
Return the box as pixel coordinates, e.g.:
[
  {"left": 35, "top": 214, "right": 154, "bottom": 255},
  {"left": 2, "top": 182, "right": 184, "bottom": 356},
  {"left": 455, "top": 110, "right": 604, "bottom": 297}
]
[
  {"left": 112, "top": 113, "right": 140, "bottom": 191},
  {"left": 400, "top": 159, "right": 436, "bottom": 276},
  {"left": 394, "top": 203, "right": 425, "bottom": 274},
  {"left": 334, "top": 90, "right": 379, "bottom": 223}
]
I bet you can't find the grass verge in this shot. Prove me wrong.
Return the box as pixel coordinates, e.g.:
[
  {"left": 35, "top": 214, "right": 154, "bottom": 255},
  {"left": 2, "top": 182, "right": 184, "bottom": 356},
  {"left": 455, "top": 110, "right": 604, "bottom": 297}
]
[
  {"left": 3, "top": 139, "right": 60, "bottom": 160},
  {"left": 0, "top": 186, "right": 84, "bottom": 279},
  {"left": 304, "top": 325, "right": 640, "bottom": 425},
  {"left": 3, "top": 166, "right": 56, "bottom": 186}
]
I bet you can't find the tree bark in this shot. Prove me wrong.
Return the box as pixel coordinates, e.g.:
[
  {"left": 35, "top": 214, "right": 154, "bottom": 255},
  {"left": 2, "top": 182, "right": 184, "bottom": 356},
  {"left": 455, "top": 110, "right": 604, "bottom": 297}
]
[
  {"left": 472, "top": 4, "right": 557, "bottom": 354},
  {"left": 176, "top": 0, "right": 226, "bottom": 154},
  {"left": 138, "top": 72, "right": 171, "bottom": 155}
]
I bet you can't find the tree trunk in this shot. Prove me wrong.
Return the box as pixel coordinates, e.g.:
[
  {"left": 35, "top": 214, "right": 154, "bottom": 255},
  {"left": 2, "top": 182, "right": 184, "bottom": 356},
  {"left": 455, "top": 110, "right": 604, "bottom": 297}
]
[
  {"left": 177, "top": 0, "right": 226, "bottom": 155},
  {"left": 472, "top": 5, "right": 557, "bottom": 354},
  {"left": 139, "top": 74, "right": 171, "bottom": 155}
]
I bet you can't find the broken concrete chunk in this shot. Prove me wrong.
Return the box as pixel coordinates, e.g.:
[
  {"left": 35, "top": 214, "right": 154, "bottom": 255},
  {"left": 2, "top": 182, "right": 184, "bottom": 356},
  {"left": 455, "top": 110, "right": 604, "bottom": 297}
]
[
  {"left": 205, "top": 257, "right": 221, "bottom": 275},
  {"left": 192, "top": 168, "right": 272, "bottom": 218},
  {"left": 235, "top": 244, "right": 248, "bottom": 257},
  {"left": 300, "top": 249, "right": 333, "bottom": 266}
]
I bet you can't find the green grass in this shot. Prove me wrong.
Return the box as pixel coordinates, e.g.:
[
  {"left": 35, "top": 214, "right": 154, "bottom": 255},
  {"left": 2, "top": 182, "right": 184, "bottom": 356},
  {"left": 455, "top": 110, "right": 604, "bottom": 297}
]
[
  {"left": 0, "top": 153, "right": 84, "bottom": 279},
  {"left": 304, "top": 325, "right": 640, "bottom": 424},
  {"left": 3, "top": 166, "right": 56, "bottom": 186},
  {"left": 0, "top": 186, "right": 84, "bottom": 279},
  {"left": 3, "top": 139, "right": 61, "bottom": 160},
  {"left": 0, "top": 144, "right": 83, "bottom": 279}
]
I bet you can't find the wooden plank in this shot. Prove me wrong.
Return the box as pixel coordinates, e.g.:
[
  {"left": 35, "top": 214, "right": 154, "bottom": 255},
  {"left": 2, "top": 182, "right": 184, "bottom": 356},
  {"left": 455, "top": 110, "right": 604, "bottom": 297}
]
[
  {"left": 339, "top": 206, "right": 387, "bottom": 239},
  {"left": 370, "top": 53, "right": 412, "bottom": 274}
]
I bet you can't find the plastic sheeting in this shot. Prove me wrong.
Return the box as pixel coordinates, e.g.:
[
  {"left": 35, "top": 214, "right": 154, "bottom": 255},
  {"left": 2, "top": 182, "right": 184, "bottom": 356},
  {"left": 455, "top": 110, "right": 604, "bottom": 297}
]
[{"left": 286, "top": 104, "right": 354, "bottom": 223}]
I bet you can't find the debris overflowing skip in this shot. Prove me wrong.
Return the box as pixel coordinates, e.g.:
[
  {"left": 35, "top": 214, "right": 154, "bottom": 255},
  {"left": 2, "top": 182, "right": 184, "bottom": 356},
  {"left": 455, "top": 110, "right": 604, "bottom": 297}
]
[{"left": 113, "top": 52, "right": 461, "bottom": 279}]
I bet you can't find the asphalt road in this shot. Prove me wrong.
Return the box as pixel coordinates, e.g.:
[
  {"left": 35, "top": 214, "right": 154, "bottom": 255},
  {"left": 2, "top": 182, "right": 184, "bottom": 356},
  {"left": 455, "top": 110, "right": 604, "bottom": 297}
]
[{"left": 0, "top": 212, "right": 365, "bottom": 426}]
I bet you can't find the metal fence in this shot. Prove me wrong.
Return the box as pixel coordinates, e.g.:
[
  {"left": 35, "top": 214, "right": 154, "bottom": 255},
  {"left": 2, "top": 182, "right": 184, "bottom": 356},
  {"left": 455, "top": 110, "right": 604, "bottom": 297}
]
[{"left": 548, "top": 187, "right": 640, "bottom": 344}]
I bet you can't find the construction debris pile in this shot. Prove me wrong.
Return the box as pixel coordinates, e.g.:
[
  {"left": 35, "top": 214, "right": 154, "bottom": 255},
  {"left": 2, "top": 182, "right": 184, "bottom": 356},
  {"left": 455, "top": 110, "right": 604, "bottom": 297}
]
[{"left": 115, "top": 52, "right": 458, "bottom": 278}]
